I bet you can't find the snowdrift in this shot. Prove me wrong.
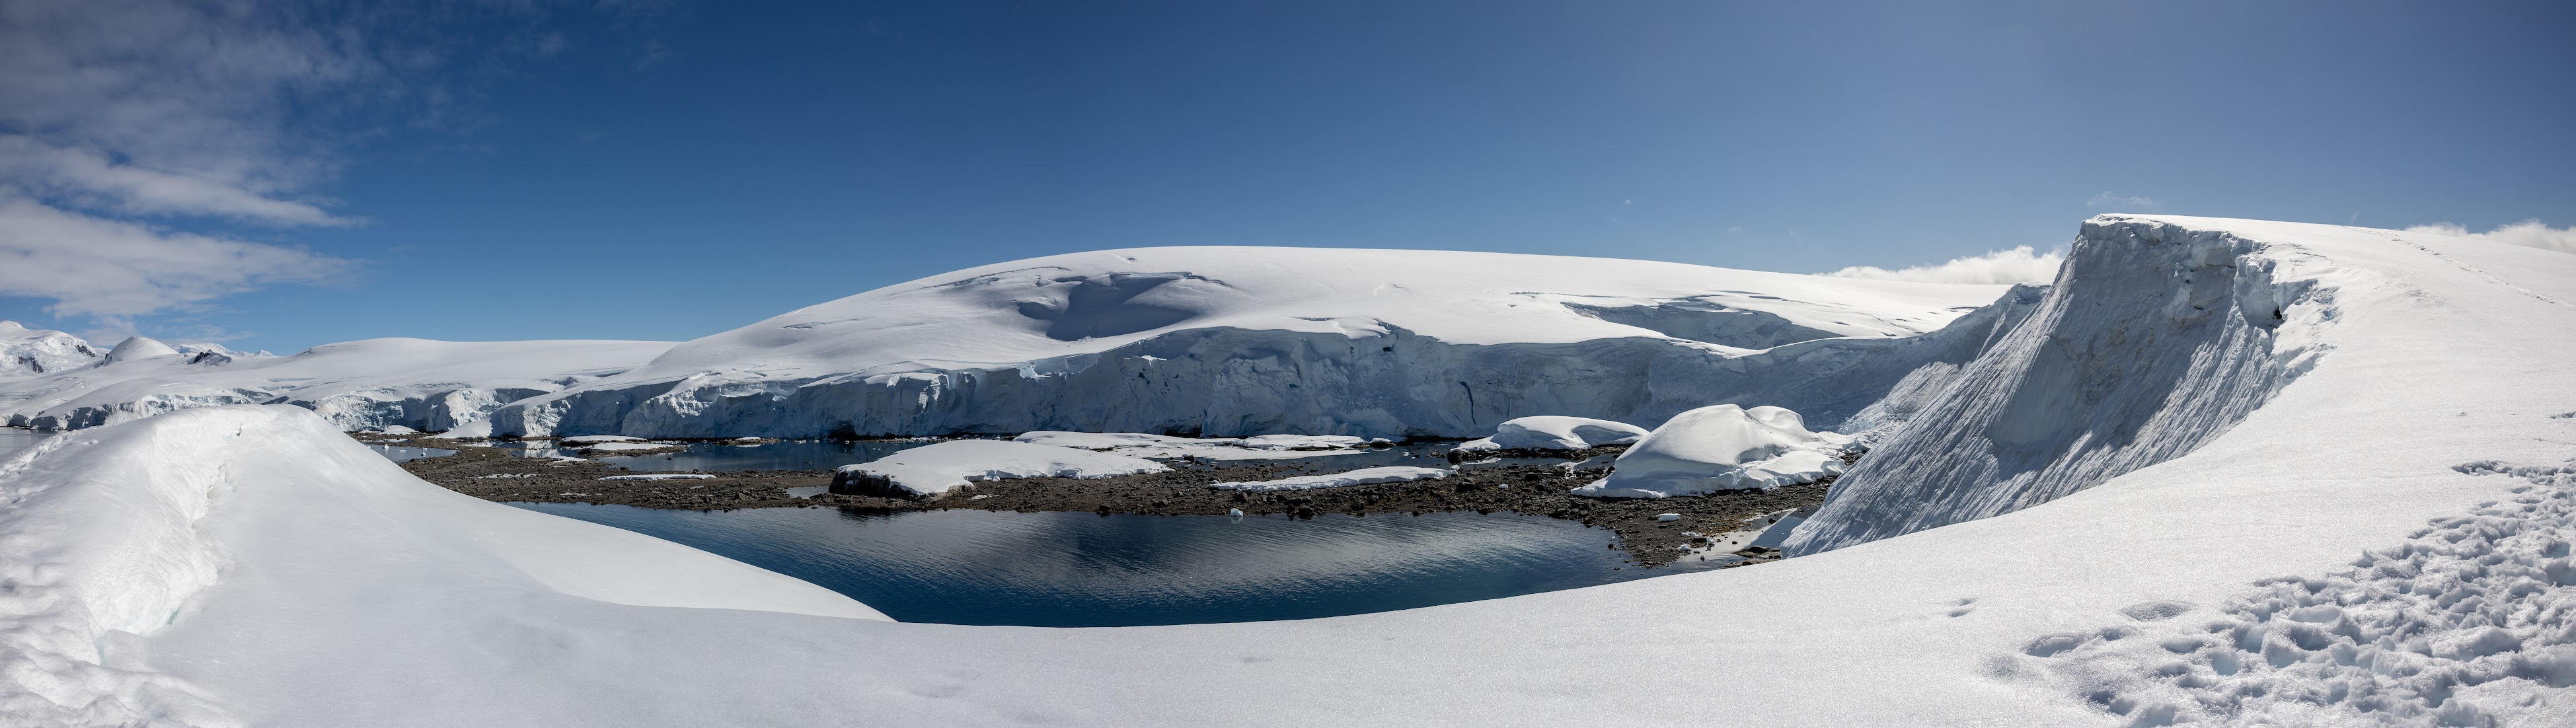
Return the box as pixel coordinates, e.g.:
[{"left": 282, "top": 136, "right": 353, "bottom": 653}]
[
  {"left": 0, "top": 335, "right": 674, "bottom": 432},
  {"left": 487, "top": 247, "right": 2035, "bottom": 439},
  {"left": 11, "top": 217, "right": 2575, "bottom": 728}
]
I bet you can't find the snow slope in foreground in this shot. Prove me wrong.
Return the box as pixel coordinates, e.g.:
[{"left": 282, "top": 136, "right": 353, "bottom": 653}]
[
  {"left": 0, "top": 406, "right": 883, "bottom": 727},
  {"left": 0, "top": 336, "right": 675, "bottom": 431},
  {"left": 11, "top": 216, "right": 2576, "bottom": 727},
  {"left": 490, "top": 246, "right": 2031, "bottom": 439}
]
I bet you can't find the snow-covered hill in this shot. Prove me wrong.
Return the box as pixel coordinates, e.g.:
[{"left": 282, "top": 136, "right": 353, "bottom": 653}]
[
  {"left": 0, "top": 320, "right": 100, "bottom": 379},
  {"left": 8, "top": 216, "right": 2573, "bottom": 727},
  {"left": 0, "top": 334, "right": 674, "bottom": 431},
  {"left": 491, "top": 246, "right": 2033, "bottom": 439}
]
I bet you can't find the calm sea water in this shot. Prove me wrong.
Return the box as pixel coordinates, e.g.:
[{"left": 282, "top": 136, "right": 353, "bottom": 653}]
[{"left": 510, "top": 503, "right": 1682, "bottom": 626}]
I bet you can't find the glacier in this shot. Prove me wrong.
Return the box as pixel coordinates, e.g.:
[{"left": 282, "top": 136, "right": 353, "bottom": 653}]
[
  {"left": 0, "top": 334, "right": 673, "bottom": 431},
  {"left": 486, "top": 246, "right": 2038, "bottom": 439},
  {"left": 4, "top": 215, "right": 2574, "bottom": 727}
]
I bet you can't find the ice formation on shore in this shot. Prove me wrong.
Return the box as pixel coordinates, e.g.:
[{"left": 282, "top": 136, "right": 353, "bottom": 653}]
[
  {"left": 5, "top": 216, "right": 2571, "bottom": 727},
  {"left": 1570, "top": 404, "right": 1850, "bottom": 498},
  {"left": 0, "top": 335, "right": 674, "bottom": 432},
  {"left": 486, "top": 247, "right": 2033, "bottom": 440},
  {"left": 827, "top": 439, "right": 1169, "bottom": 498}
]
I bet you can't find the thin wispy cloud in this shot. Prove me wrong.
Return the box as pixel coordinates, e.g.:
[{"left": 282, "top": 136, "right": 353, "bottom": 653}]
[
  {"left": 1820, "top": 246, "right": 2065, "bottom": 285},
  {"left": 2404, "top": 219, "right": 2576, "bottom": 255},
  {"left": 2086, "top": 192, "right": 2161, "bottom": 209},
  {"left": 0, "top": 1, "right": 665, "bottom": 334}
]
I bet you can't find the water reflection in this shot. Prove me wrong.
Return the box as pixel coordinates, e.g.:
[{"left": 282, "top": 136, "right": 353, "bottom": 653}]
[{"left": 511, "top": 503, "right": 1688, "bottom": 626}]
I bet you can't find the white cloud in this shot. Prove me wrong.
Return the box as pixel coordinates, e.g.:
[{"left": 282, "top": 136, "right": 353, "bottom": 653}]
[
  {"left": 0, "top": 195, "right": 349, "bottom": 318},
  {"left": 2086, "top": 192, "right": 2161, "bottom": 209},
  {"left": 2404, "top": 219, "right": 2576, "bottom": 255},
  {"left": 1821, "top": 246, "right": 2065, "bottom": 285}
]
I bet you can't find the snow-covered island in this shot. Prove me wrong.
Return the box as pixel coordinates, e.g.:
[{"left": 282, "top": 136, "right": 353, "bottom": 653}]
[{"left": 5, "top": 215, "right": 2575, "bottom": 727}]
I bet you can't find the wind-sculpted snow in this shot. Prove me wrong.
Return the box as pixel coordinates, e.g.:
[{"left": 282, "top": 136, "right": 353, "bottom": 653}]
[
  {"left": 491, "top": 246, "right": 2033, "bottom": 439},
  {"left": 0, "top": 336, "right": 674, "bottom": 432},
  {"left": 1786, "top": 216, "right": 2335, "bottom": 555}
]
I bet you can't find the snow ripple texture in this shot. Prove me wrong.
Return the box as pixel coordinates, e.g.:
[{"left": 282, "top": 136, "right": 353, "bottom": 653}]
[
  {"left": 2025, "top": 461, "right": 2576, "bottom": 727},
  {"left": 1787, "top": 217, "right": 2332, "bottom": 554}
]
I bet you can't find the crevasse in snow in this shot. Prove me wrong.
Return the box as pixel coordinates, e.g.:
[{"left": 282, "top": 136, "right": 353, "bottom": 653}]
[{"left": 488, "top": 246, "right": 2039, "bottom": 439}]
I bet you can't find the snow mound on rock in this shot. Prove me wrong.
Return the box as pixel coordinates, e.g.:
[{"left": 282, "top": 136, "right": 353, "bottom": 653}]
[
  {"left": 829, "top": 439, "right": 1169, "bottom": 498},
  {"left": 1570, "top": 404, "right": 1849, "bottom": 499},
  {"left": 1456, "top": 416, "right": 1649, "bottom": 453},
  {"left": 1211, "top": 466, "right": 1455, "bottom": 492},
  {"left": 490, "top": 246, "right": 2027, "bottom": 440}
]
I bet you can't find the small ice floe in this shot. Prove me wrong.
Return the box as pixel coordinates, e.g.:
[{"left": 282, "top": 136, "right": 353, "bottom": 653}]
[
  {"left": 1211, "top": 466, "right": 1453, "bottom": 492},
  {"left": 599, "top": 474, "right": 716, "bottom": 482},
  {"left": 560, "top": 435, "right": 645, "bottom": 445},
  {"left": 1227, "top": 507, "right": 1244, "bottom": 517},
  {"left": 374, "top": 424, "right": 420, "bottom": 435},
  {"left": 968, "top": 493, "right": 999, "bottom": 500},
  {"left": 546, "top": 456, "right": 587, "bottom": 463},
  {"left": 1655, "top": 513, "right": 1681, "bottom": 522},
  {"left": 1570, "top": 404, "right": 1852, "bottom": 499}
]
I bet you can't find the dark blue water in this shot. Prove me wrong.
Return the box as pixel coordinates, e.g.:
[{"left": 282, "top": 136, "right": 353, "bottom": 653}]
[{"left": 510, "top": 503, "right": 1672, "bottom": 626}]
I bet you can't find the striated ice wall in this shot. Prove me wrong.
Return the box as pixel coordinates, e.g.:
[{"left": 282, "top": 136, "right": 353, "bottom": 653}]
[{"left": 1784, "top": 216, "right": 2337, "bottom": 555}]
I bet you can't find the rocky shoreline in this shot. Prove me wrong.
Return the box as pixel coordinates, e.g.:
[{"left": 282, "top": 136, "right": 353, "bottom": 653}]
[{"left": 375, "top": 433, "right": 1835, "bottom": 567}]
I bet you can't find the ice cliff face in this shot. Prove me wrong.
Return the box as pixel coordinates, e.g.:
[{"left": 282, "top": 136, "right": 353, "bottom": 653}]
[
  {"left": 490, "top": 247, "right": 2037, "bottom": 439},
  {"left": 0, "top": 336, "right": 674, "bottom": 431},
  {"left": 1784, "top": 215, "right": 2338, "bottom": 555}
]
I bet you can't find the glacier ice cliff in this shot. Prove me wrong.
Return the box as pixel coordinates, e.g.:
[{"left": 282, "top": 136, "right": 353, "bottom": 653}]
[{"left": 1784, "top": 215, "right": 2337, "bottom": 555}]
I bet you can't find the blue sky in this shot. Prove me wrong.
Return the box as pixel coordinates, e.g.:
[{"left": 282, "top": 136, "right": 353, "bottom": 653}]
[{"left": 2, "top": 1, "right": 2570, "bottom": 351}]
